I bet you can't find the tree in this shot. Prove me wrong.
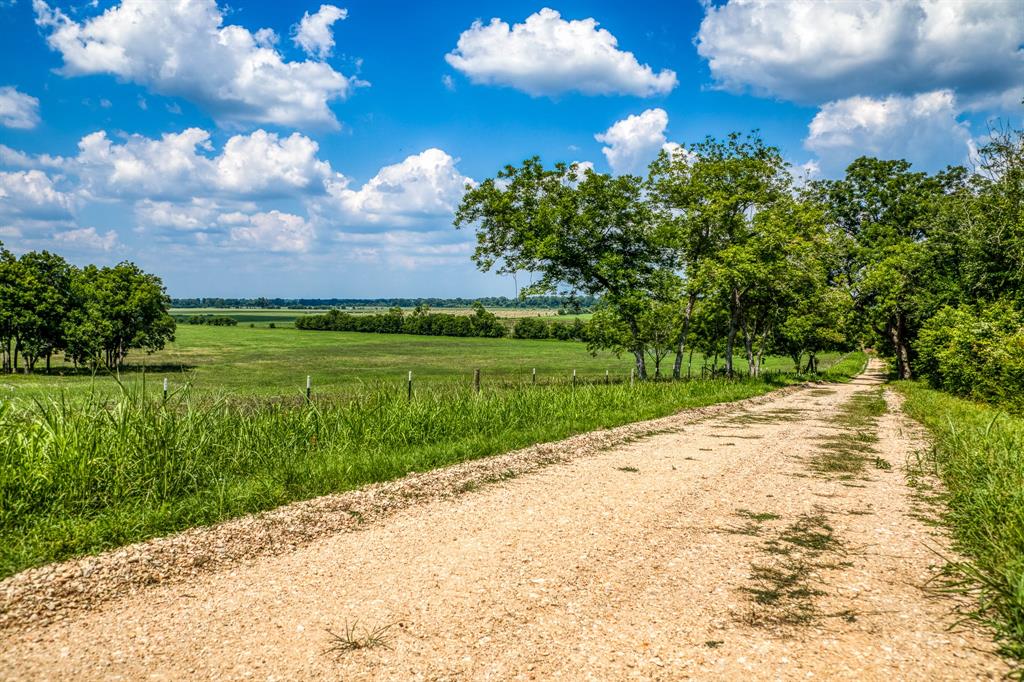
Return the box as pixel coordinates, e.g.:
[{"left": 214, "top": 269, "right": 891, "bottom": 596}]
[
  {"left": 64, "top": 262, "right": 175, "bottom": 370},
  {"left": 814, "top": 157, "right": 955, "bottom": 379},
  {"left": 0, "top": 244, "right": 17, "bottom": 373},
  {"left": 15, "top": 250, "right": 73, "bottom": 372},
  {"left": 455, "top": 159, "right": 669, "bottom": 378},
  {"left": 648, "top": 132, "right": 791, "bottom": 377}
]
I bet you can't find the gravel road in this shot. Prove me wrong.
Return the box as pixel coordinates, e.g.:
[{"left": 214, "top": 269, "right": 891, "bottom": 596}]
[{"left": 0, "top": 360, "right": 1006, "bottom": 680}]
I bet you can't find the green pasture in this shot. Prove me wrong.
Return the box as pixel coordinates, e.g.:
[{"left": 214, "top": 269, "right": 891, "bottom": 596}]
[{"left": 0, "top": 324, "right": 837, "bottom": 400}]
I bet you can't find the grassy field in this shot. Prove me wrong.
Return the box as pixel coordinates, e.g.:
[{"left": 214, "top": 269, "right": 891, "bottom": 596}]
[
  {"left": 170, "top": 307, "right": 592, "bottom": 328},
  {"left": 896, "top": 383, "right": 1024, "bottom": 669},
  {"left": 1, "top": 324, "right": 829, "bottom": 399},
  {"left": 0, "top": 351, "right": 866, "bottom": 579}
]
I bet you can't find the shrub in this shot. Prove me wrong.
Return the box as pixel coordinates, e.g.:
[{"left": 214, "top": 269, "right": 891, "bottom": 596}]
[
  {"left": 513, "top": 317, "right": 549, "bottom": 339},
  {"left": 915, "top": 300, "right": 1024, "bottom": 409}
]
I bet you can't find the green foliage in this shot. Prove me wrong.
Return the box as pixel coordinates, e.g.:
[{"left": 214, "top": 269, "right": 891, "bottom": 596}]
[
  {"left": 898, "top": 383, "right": 1024, "bottom": 668},
  {"left": 181, "top": 315, "right": 238, "bottom": 326},
  {"left": 0, "top": 247, "right": 174, "bottom": 373},
  {"left": 455, "top": 158, "right": 671, "bottom": 377},
  {"left": 296, "top": 302, "right": 509, "bottom": 339},
  {"left": 915, "top": 300, "right": 1024, "bottom": 409}
]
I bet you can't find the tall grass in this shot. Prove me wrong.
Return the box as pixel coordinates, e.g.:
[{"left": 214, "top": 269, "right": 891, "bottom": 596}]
[
  {"left": 0, "top": 356, "right": 864, "bottom": 579},
  {"left": 897, "top": 382, "right": 1024, "bottom": 671}
]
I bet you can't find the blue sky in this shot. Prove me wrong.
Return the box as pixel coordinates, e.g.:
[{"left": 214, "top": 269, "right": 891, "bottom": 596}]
[{"left": 0, "top": 0, "right": 1021, "bottom": 297}]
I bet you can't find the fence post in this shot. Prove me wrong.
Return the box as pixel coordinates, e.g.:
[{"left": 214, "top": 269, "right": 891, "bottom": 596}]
[
  {"left": 605, "top": 369, "right": 609, "bottom": 385},
  {"left": 407, "top": 370, "right": 412, "bottom": 400},
  {"left": 306, "top": 375, "right": 311, "bottom": 401},
  {"left": 474, "top": 368, "right": 481, "bottom": 394},
  {"left": 532, "top": 367, "right": 536, "bottom": 386},
  {"left": 572, "top": 369, "right": 577, "bottom": 388},
  {"left": 163, "top": 377, "right": 168, "bottom": 401},
  {"left": 630, "top": 367, "right": 635, "bottom": 386}
]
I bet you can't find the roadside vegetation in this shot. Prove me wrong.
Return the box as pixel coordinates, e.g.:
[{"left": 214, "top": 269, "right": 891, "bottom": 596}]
[
  {"left": 0, "top": 353, "right": 864, "bottom": 579},
  {"left": 897, "top": 383, "right": 1024, "bottom": 669}
]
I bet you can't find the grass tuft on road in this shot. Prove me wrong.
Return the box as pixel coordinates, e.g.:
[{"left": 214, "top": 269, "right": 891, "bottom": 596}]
[{"left": 897, "top": 382, "right": 1024, "bottom": 672}]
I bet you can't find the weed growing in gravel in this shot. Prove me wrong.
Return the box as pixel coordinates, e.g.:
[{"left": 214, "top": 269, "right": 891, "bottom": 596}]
[
  {"left": 721, "top": 509, "right": 780, "bottom": 537},
  {"left": 324, "top": 621, "right": 395, "bottom": 658},
  {"left": 742, "top": 512, "right": 849, "bottom": 628},
  {"left": 808, "top": 391, "right": 886, "bottom": 479}
]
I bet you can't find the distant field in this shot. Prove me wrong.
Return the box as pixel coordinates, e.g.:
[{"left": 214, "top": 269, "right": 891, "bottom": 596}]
[
  {"left": 0, "top": 324, "right": 830, "bottom": 399},
  {"left": 170, "top": 307, "right": 592, "bottom": 327}
]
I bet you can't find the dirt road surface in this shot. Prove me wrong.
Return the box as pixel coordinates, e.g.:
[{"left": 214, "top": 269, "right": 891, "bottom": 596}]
[{"left": 0, "top": 360, "right": 1006, "bottom": 680}]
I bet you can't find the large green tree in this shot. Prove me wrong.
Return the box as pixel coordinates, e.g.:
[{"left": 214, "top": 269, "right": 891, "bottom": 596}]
[
  {"left": 648, "top": 132, "right": 791, "bottom": 377},
  {"left": 64, "top": 262, "right": 176, "bottom": 370},
  {"left": 814, "top": 157, "right": 956, "bottom": 379},
  {"left": 455, "top": 158, "right": 670, "bottom": 378}
]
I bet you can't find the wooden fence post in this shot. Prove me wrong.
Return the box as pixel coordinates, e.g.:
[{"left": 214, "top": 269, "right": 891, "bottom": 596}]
[
  {"left": 306, "top": 375, "right": 311, "bottom": 401},
  {"left": 163, "top": 377, "right": 168, "bottom": 401},
  {"left": 605, "top": 369, "right": 609, "bottom": 385},
  {"left": 474, "top": 368, "right": 481, "bottom": 394},
  {"left": 532, "top": 367, "right": 536, "bottom": 386},
  {"left": 407, "top": 370, "right": 412, "bottom": 400},
  {"left": 630, "top": 367, "right": 635, "bottom": 386},
  {"left": 572, "top": 369, "right": 577, "bottom": 388}
]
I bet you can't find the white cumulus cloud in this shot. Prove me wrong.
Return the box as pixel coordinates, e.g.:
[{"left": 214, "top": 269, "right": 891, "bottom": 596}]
[
  {"left": 595, "top": 108, "right": 678, "bottom": 175},
  {"left": 445, "top": 8, "right": 676, "bottom": 97},
  {"left": 0, "top": 170, "right": 75, "bottom": 222},
  {"left": 72, "top": 128, "right": 336, "bottom": 200},
  {"left": 53, "top": 226, "right": 118, "bottom": 251},
  {"left": 696, "top": 0, "right": 1024, "bottom": 107},
  {"left": 293, "top": 4, "right": 347, "bottom": 59},
  {"left": 0, "top": 86, "right": 40, "bottom": 129},
  {"left": 317, "top": 148, "right": 473, "bottom": 227},
  {"left": 225, "top": 210, "right": 314, "bottom": 253},
  {"left": 805, "top": 90, "right": 975, "bottom": 174},
  {"left": 33, "top": 0, "right": 362, "bottom": 128}
]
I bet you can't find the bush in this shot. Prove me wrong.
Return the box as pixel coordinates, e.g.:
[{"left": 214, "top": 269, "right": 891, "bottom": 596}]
[
  {"left": 185, "top": 315, "right": 237, "bottom": 326},
  {"left": 915, "top": 300, "right": 1024, "bottom": 409},
  {"left": 513, "top": 317, "right": 549, "bottom": 339}
]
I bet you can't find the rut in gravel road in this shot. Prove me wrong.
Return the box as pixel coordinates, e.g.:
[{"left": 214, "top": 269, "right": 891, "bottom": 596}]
[{"left": 0, "top": 360, "right": 1007, "bottom": 680}]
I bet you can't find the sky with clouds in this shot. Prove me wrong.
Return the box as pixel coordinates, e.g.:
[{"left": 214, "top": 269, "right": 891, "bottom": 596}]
[{"left": 0, "top": 0, "right": 1021, "bottom": 297}]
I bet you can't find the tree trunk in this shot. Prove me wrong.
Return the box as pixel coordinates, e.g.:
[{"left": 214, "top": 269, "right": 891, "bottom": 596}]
[
  {"left": 12, "top": 339, "right": 19, "bottom": 373},
  {"left": 633, "top": 349, "right": 648, "bottom": 380},
  {"left": 672, "top": 292, "right": 698, "bottom": 379},
  {"left": 725, "top": 288, "right": 741, "bottom": 377},
  {"left": 890, "top": 313, "right": 912, "bottom": 379},
  {"left": 46, "top": 353, "right": 51, "bottom": 373}
]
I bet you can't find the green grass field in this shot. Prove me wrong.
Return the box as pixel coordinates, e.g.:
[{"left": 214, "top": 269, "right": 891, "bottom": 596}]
[
  {"left": 169, "top": 307, "right": 591, "bottom": 328},
  {"left": 1, "top": 324, "right": 824, "bottom": 399}
]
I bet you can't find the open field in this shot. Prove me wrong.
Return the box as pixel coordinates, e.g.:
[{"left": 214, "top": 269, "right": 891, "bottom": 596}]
[
  {"left": 0, "top": 358, "right": 1006, "bottom": 679},
  {"left": 170, "top": 307, "right": 592, "bottom": 328},
  {"left": 0, "top": 324, "right": 831, "bottom": 399}
]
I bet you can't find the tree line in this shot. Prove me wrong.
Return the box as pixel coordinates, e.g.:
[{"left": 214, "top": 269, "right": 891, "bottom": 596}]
[
  {"left": 297, "top": 304, "right": 590, "bottom": 342},
  {"left": 455, "top": 126, "right": 1024, "bottom": 396},
  {"left": 173, "top": 295, "right": 597, "bottom": 311},
  {"left": 0, "top": 245, "right": 175, "bottom": 373}
]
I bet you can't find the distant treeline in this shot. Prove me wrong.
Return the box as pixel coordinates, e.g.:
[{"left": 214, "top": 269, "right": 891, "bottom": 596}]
[
  {"left": 296, "top": 304, "right": 588, "bottom": 341},
  {"left": 177, "top": 315, "right": 238, "bottom": 326},
  {"left": 171, "top": 295, "right": 598, "bottom": 310}
]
